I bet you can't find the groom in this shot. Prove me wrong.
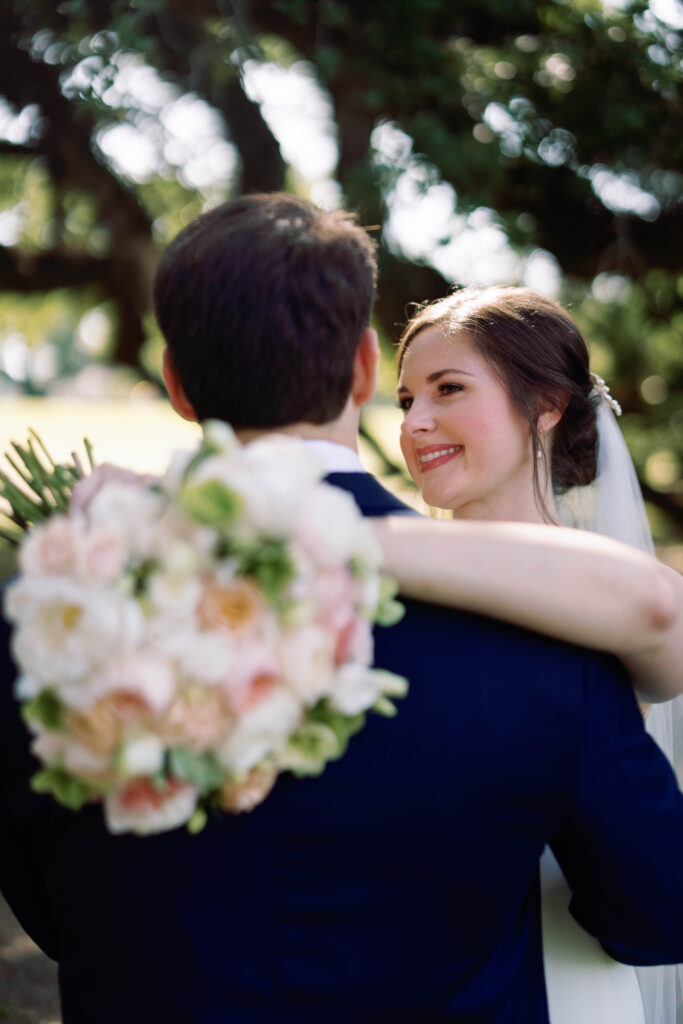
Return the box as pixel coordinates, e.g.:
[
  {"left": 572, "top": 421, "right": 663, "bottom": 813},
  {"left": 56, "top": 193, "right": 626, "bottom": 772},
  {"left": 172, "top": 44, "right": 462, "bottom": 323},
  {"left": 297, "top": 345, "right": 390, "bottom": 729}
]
[{"left": 2, "top": 192, "right": 683, "bottom": 1023}]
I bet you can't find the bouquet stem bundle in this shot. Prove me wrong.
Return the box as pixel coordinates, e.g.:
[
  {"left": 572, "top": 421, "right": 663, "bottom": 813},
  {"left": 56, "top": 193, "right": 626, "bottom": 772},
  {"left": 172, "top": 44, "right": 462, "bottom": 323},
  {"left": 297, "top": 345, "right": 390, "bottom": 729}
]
[{"left": 0, "top": 431, "right": 95, "bottom": 547}]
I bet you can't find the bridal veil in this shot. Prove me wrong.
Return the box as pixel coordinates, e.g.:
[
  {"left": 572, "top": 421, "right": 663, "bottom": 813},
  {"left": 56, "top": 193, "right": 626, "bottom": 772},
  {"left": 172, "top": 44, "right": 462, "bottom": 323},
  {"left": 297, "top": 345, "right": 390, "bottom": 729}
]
[{"left": 556, "top": 394, "right": 683, "bottom": 1024}]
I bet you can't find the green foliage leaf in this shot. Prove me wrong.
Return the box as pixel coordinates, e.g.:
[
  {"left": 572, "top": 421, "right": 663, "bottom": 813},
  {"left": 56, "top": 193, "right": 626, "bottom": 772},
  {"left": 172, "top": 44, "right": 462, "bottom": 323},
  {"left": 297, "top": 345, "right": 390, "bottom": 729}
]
[
  {"left": 31, "top": 765, "right": 93, "bottom": 811},
  {"left": 306, "top": 700, "right": 366, "bottom": 758},
  {"left": 187, "top": 806, "right": 208, "bottom": 834},
  {"left": 281, "top": 721, "right": 341, "bottom": 776},
  {"left": 21, "top": 688, "right": 65, "bottom": 731},
  {"left": 167, "top": 748, "right": 225, "bottom": 792},
  {"left": 179, "top": 480, "right": 242, "bottom": 529},
  {"left": 376, "top": 576, "right": 406, "bottom": 626},
  {"left": 236, "top": 539, "right": 296, "bottom": 603}
]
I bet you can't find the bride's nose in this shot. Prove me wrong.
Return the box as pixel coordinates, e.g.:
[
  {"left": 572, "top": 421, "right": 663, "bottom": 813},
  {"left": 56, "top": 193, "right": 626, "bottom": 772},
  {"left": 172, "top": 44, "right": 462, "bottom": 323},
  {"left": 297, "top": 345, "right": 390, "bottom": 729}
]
[{"left": 401, "top": 401, "right": 436, "bottom": 436}]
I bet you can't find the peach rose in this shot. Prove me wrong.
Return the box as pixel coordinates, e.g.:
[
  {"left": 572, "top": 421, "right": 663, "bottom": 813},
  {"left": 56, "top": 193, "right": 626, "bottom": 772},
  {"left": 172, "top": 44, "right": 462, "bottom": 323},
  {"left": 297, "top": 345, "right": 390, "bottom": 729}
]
[
  {"left": 66, "top": 691, "right": 152, "bottom": 756},
  {"left": 219, "top": 764, "right": 277, "bottom": 813},
  {"left": 157, "top": 687, "right": 234, "bottom": 752},
  {"left": 196, "top": 577, "right": 264, "bottom": 634}
]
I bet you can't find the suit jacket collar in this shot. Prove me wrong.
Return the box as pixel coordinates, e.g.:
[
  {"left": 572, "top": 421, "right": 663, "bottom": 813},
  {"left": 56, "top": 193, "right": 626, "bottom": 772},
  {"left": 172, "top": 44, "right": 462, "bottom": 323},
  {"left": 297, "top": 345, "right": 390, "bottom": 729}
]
[{"left": 325, "top": 472, "right": 418, "bottom": 518}]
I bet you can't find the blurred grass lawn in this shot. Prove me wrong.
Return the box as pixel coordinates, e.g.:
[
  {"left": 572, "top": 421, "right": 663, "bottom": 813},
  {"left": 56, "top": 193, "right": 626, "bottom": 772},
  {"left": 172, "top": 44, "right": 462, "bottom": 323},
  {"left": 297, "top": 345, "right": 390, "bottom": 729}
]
[
  {"left": 0, "top": 396, "right": 202, "bottom": 475},
  {"left": 0, "top": 396, "right": 203, "bottom": 582}
]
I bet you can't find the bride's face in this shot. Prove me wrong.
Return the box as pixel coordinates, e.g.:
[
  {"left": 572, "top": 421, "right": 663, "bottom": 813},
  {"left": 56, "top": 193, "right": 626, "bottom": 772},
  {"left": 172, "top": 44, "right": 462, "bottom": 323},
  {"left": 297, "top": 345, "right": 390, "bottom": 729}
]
[{"left": 397, "top": 326, "right": 537, "bottom": 520}]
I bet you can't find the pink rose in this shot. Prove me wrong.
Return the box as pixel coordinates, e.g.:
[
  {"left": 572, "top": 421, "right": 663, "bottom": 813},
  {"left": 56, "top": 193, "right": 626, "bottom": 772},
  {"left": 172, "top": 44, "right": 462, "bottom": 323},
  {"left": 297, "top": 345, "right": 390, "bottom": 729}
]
[
  {"left": 105, "top": 779, "right": 198, "bottom": 835},
  {"left": 216, "top": 640, "right": 280, "bottom": 713},
  {"left": 19, "top": 516, "right": 82, "bottom": 577},
  {"left": 70, "top": 464, "right": 156, "bottom": 516},
  {"left": 81, "top": 525, "right": 127, "bottom": 584},
  {"left": 334, "top": 616, "right": 374, "bottom": 667},
  {"left": 309, "top": 567, "right": 355, "bottom": 630}
]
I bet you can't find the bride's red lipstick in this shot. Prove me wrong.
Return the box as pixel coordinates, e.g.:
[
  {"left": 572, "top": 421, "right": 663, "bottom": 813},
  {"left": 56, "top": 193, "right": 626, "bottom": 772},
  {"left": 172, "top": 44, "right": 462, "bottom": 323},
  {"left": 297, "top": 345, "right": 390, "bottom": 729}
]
[{"left": 416, "top": 444, "right": 463, "bottom": 473}]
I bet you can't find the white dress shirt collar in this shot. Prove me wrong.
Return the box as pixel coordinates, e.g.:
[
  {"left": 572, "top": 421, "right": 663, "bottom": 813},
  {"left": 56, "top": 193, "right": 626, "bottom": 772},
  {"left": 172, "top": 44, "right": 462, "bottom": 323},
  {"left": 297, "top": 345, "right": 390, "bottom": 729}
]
[{"left": 302, "top": 439, "right": 365, "bottom": 474}]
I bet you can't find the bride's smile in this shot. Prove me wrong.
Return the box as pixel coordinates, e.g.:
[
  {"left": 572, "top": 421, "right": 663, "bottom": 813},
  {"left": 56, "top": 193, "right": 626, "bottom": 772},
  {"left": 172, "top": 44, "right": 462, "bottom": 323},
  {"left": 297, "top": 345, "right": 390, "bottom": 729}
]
[{"left": 415, "top": 443, "right": 463, "bottom": 471}]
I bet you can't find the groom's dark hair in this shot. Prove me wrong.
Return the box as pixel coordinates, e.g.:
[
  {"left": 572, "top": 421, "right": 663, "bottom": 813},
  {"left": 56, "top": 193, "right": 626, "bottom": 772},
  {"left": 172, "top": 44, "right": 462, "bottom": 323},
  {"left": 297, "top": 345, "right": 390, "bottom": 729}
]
[{"left": 154, "top": 192, "right": 377, "bottom": 428}]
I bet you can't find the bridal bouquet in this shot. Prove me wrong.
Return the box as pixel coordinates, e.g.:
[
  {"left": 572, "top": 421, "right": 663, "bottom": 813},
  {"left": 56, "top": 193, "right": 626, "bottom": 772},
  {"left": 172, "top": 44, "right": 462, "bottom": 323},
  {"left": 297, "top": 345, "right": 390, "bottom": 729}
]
[{"left": 2, "top": 423, "right": 406, "bottom": 836}]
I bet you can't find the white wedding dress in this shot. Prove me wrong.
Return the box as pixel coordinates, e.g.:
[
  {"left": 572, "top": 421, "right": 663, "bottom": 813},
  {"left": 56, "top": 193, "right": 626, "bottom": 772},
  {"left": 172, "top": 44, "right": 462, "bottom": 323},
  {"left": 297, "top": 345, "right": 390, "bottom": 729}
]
[
  {"left": 541, "top": 849, "right": 646, "bottom": 1024},
  {"left": 545, "top": 397, "right": 683, "bottom": 1024}
]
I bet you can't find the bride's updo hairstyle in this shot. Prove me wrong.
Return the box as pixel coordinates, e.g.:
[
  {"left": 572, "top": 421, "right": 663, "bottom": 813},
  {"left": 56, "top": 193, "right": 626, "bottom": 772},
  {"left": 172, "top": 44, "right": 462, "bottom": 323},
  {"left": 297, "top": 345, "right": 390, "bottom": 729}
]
[{"left": 397, "top": 286, "right": 599, "bottom": 518}]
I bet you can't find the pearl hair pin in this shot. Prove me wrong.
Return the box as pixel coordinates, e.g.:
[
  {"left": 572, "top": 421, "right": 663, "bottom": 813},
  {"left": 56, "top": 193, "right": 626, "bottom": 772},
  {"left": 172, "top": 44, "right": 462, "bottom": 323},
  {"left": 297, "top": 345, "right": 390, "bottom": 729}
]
[{"left": 589, "top": 372, "right": 622, "bottom": 417}]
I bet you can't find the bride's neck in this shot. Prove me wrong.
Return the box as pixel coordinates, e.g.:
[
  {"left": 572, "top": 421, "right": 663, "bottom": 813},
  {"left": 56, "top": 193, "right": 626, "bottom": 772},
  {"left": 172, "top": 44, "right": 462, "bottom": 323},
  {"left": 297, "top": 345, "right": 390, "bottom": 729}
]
[{"left": 451, "top": 481, "right": 560, "bottom": 526}]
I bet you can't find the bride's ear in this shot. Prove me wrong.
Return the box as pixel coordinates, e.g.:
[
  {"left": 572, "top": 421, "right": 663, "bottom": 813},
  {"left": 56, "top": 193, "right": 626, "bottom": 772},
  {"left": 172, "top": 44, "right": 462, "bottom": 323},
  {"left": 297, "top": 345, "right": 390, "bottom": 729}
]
[
  {"left": 162, "top": 347, "right": 198, "bottom": 422},
  {"left": 538, "top": 398, "right": 565, "bottom": 436}
]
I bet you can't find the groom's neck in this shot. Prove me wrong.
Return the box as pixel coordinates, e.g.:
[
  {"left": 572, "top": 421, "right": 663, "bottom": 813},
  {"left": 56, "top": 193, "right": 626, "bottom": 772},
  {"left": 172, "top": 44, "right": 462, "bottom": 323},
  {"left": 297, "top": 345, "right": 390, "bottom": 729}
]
[{"left": 235, "top": 418, "right": 359, "bottom": 453}]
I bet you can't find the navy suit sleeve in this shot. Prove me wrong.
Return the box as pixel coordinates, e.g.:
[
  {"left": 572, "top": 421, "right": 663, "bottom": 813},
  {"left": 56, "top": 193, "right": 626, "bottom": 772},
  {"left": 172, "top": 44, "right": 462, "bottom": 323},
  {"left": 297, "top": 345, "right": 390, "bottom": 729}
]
[
  {"left": 0, "top": 598, "right": 60, "bottom": 960},
  {"left": 552, "top": 652, "right": 683, "bottom": 965}
]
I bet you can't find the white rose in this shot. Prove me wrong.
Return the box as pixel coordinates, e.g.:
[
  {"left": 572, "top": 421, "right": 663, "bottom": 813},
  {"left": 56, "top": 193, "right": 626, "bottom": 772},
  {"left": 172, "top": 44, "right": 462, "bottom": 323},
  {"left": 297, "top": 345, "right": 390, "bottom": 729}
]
[
  {"left": 296, "top": 484, "right": 368, "bottom": 568},
  {"left": 329, "top": 663, "right": 382, "bottom": 716},
  {"left": 117, "top": 733, "right": 165, "bottom": 779},
  {"left": 279, "top": 625, "right": 335, "bottom": 703},
  {"left": 13, "top": 674, "right": 40, "bottom": 701},
  {"left": 202, "top": 419, "right": 240, "bottom": 454},
  {"left": 217, "top": 689, "right": 301, "bottom": 775},
  {"left": 149, "top": 506, "right": 216, "bottom": 567},
  {"left": 158, "top": 626, "right": 238, "bottom": 687},
  {"left": 354, "top": 572, "right": 381, "bottom": 617},
  {"left": 6, "top": 577, "right": 144, "bottom": 689},
  {"left": 191, "top": 437, "right": 323, "bottom": 536},
  {"left": 352, "top": 519, "right": 384, "bottom": 571},
  {"left": 159, "top": 447, "right": 196, "bottom": 495},
  {"left": 87, "top": 652, "right": 176, "bottom": 714},
  {"left": 85, "top": 479, "right": 163, "bottom": 558},
  {"left": 104, "top": 781, "right": 198, "bottom": 835},
  {"left": 157, "top": 536, "right": 206, "bottom": 577},
  {"left": 146, "top": 569, "right": 204, "bottom": 621}
]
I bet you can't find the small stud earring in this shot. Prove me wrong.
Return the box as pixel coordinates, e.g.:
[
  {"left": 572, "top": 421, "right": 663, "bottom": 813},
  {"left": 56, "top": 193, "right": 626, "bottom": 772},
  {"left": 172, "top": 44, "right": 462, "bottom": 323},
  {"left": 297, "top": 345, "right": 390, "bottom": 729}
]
[{"left": 536, "top": 446, "right": 544, "bottom": 459}]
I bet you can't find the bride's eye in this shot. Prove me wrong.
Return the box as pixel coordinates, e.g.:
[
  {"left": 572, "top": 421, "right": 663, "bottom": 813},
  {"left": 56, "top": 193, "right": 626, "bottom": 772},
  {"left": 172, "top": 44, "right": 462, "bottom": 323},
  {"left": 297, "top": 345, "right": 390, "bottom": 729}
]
[
  {"left": 397, "top": 396, "right": 413, "bottom": 412},
  {"left": 438, "top": 382, "right": 464, "bottom": 396}
]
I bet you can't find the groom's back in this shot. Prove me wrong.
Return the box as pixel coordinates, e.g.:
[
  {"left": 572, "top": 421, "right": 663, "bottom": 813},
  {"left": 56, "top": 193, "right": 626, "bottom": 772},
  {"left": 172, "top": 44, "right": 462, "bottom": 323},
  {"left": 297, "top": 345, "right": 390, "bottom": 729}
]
[
  {"left": 244, "top": 598, "right": 576, "bottom": 1022},
  {"left": 0, "top": 577, "right": 583, "bottom": 1023}
]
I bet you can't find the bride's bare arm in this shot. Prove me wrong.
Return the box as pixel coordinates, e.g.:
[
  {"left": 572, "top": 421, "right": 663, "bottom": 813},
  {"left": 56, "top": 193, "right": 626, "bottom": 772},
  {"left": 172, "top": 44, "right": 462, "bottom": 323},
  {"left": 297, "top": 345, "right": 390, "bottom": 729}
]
[{"left": 373, "top": 517, "right": 682, "bottom": 704}]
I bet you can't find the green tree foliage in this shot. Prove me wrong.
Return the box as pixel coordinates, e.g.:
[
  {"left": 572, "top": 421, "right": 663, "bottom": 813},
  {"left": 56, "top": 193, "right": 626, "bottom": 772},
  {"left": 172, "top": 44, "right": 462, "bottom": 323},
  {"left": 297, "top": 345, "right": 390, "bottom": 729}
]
[{"left": 0, "top": 0, "right": 680, "bottom": 539}]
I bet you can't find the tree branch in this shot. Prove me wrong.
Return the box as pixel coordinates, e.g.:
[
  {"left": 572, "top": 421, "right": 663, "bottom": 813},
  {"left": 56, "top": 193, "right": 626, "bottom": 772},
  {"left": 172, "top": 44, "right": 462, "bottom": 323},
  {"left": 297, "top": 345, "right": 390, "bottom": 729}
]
[
  {"left": 0, "top": 245, "right": 109, "bottom": 292},
  {"left": 0, "top": 139, "right": 41, "bottom": 158}
]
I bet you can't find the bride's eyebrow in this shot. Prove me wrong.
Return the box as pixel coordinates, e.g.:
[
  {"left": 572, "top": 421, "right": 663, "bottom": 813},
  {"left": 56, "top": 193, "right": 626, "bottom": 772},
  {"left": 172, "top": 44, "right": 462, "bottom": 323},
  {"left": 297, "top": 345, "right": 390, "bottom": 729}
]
[
  {"left": 396, "top": 368, "right": 475, "bottom": 394},
  {"left": 426, "top": 368, "right": 475, "bottom": 382}
]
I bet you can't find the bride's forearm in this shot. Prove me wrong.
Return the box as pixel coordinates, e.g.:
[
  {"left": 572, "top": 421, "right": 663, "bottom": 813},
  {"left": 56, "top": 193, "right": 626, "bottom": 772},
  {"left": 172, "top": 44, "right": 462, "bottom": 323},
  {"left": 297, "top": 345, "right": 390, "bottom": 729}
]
[{"left": 373, "top": 517, "right": 681, "bottom": 700}]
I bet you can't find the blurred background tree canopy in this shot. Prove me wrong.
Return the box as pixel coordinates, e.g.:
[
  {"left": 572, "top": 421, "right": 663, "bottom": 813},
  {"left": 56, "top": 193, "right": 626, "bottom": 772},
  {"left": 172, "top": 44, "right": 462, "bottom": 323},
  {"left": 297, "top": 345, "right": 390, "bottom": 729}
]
[{"left": 0, "top": 0, "right": 681, "bottom": 542}]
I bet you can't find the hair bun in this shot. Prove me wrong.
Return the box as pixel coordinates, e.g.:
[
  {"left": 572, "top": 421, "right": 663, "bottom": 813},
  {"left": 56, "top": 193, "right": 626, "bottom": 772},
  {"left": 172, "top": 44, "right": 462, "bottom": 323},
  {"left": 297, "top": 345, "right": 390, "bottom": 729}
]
[{"left": 552, "top": 391, "right": 598, "bottom": 492}]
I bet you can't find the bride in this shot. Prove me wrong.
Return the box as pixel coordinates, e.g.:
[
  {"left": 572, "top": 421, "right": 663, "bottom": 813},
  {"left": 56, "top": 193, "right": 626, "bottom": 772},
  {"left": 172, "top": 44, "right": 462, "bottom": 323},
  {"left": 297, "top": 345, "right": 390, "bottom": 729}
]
[{"left": 372, "top": 285, "right": 682, "bottom": 1024}]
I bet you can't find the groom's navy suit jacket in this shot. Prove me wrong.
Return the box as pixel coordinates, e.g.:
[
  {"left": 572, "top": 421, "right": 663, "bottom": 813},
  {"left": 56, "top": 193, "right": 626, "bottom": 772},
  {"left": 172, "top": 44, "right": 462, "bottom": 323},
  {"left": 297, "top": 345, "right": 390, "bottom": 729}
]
[{"left": 2, "top": 471, "right": 683, "bottom": 1023}]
